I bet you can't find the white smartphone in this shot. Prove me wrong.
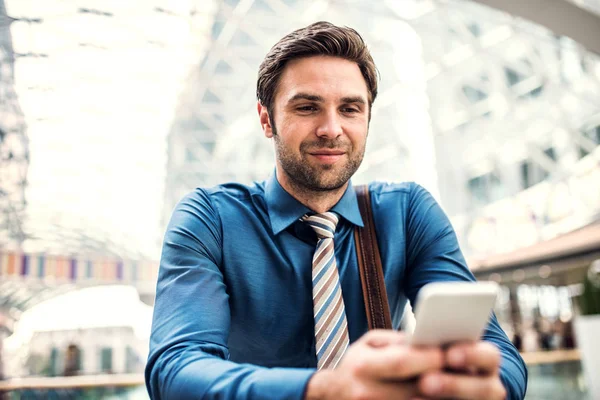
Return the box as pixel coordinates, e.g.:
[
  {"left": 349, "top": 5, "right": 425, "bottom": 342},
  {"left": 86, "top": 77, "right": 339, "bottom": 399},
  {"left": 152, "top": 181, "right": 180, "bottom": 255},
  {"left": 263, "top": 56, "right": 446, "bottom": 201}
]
[{"left": 408, "top": 281, "right": 499, "bottom": 347}]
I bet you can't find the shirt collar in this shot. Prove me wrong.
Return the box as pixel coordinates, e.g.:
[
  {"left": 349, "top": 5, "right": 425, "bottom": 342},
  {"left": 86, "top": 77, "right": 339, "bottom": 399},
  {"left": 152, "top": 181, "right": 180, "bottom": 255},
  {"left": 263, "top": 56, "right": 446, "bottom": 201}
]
[{"left": 264, "top": 171, "right": 364, "bottom": 235}]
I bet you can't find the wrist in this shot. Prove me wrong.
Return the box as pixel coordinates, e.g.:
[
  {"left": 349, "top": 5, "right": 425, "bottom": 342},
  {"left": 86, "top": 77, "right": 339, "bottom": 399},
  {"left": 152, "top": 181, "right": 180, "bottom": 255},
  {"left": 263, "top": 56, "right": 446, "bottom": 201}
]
[{"left": 304, "top": 370, "right": 337, "bottom": 400}]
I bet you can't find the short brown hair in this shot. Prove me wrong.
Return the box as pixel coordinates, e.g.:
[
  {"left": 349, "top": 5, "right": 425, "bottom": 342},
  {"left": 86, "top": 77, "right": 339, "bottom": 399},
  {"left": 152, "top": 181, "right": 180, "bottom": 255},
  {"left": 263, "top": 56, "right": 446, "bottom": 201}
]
[{"left": 257, "top": 21, "right": 378, "bottom": 115}]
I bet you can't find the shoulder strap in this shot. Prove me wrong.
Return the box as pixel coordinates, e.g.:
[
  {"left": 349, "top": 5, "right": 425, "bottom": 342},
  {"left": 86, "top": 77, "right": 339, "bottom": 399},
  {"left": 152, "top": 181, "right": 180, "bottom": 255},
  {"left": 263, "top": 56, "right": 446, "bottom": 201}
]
[{"left": 354, "top": 184, "right": 393, "bottom": 330}]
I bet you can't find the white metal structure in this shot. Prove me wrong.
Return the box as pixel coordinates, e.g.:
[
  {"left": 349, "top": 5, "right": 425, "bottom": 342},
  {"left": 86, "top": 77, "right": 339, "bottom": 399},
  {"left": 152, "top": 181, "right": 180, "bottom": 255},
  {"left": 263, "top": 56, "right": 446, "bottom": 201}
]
[
  {"left": 0, "top": 0, "right": 598, "bottom": 260},
  {"left": 164, "top": 0, "right": 600, "bottom": 257},
  {"left": 0, "top": 0, "right": 28, "bottom": 249},
  {"left": 1, "top": 0, "right": 599, "bottom": 378},
  {"left": 3, "top": 0, "right": 218, "bottom": 260}
]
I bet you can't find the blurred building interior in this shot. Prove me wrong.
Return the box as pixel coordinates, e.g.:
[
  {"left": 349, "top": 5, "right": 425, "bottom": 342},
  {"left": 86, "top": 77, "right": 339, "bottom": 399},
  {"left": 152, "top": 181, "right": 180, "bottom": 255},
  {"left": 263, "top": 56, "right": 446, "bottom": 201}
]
[{"left": 0, "top": 0, "right": 599, "bottom": 398}]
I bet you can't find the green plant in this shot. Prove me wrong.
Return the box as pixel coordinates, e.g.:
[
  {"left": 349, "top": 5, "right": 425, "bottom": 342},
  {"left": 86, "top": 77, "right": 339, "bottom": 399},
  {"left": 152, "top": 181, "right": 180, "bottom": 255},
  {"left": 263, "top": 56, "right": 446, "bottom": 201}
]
[{"left": 577, "top": 260, "right": 600, "bottom": 316}]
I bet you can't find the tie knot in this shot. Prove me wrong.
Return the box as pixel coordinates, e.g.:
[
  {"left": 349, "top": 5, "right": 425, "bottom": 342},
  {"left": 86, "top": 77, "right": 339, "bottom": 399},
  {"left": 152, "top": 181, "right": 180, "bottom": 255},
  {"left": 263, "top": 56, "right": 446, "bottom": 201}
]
[{"left": 302, "top": 212, "right": 339, "bottom": 239}]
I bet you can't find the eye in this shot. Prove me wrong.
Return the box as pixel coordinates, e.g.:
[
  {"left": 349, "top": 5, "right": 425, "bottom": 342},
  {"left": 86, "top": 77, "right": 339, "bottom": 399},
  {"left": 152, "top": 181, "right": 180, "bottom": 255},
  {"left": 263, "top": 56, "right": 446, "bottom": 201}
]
[
  {"left": 297, "top": 105, "right": 317, "bottom": 111},
  {"left": 342, "top": 107, "right": 360, "bottom": 113},
  {"left": 296, "top": 105, "right": 318, "bottom": 113}
]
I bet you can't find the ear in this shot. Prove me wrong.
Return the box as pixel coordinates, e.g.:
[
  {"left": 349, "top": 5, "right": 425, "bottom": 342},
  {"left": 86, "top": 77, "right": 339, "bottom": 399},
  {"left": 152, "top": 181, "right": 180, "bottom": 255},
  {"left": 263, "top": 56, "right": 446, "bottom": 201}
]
[{"left": 257, "top": 101, "right": 274, "bottom": 138}]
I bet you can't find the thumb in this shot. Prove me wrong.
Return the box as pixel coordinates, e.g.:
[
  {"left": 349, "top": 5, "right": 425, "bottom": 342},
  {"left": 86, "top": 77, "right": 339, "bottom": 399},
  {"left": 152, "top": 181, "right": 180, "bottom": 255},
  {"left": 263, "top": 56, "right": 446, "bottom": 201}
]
[{"left": 361, "top": 329, "right": 407, "bottom": 348}]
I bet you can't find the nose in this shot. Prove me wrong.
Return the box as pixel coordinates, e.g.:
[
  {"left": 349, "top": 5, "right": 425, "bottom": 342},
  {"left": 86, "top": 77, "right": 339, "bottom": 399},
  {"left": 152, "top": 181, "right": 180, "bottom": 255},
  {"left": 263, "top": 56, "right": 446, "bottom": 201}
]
[{"left": 315, "top": 109, "right": 343, "bottom": 139}]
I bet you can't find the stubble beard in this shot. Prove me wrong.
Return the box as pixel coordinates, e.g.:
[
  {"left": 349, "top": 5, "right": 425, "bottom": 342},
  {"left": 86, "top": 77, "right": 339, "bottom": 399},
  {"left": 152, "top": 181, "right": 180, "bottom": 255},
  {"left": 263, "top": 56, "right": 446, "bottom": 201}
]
[{"left": 273, "top": 128, "right": 365, "bottom": 194}]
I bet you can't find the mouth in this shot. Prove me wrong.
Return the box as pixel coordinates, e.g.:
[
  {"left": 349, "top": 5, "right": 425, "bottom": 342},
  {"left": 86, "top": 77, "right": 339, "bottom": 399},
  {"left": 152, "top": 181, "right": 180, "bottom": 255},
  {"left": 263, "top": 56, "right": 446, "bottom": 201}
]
[{"left": 307, "top": 150, "right": 346, "bottom": 164}]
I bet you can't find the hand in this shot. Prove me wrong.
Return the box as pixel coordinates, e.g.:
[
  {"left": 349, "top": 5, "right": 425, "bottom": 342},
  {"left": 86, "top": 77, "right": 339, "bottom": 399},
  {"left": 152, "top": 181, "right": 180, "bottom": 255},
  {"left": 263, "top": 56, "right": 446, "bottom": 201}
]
[
  {"left": 305, "top": 330, "right": 444, "bottom": 400},
  {"left": 415, "top": 341, "right": 507, "bottom": 400}
]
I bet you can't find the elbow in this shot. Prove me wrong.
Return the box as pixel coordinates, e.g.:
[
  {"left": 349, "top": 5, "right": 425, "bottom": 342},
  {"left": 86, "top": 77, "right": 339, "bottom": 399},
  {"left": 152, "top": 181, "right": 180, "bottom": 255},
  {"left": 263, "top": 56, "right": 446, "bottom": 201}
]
[
  {"left": 144, "top": 341, "right": 230, "bottom": 400},
  {"left": 501, "top": 354, "right": 528, "bottom": 400},
  {"left": 145, "top": 352, "right": 165, "bottom": 400},
  {"left": 516, "top": 355, "right": 528, "bottom": 399},
  {"left": 144, "top": 345, "right": 186, "bottom": 400}
]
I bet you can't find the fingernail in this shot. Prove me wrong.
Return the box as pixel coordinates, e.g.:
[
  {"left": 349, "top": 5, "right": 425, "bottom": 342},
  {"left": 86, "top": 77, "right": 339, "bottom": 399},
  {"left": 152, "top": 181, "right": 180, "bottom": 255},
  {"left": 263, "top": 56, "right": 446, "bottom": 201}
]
[
  {"left": 448, "top": 349, "right": 465, "bottom": 367},
  {"left": 424, "top": 375, "right": 441, "bottom": 394}
]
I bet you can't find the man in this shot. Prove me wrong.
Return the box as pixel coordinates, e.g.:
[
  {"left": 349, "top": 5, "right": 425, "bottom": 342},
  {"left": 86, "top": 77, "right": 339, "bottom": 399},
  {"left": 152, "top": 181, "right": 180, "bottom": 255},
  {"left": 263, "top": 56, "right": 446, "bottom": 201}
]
[{"left": 146, "top": 22, "right": 527, "bottom": 399}]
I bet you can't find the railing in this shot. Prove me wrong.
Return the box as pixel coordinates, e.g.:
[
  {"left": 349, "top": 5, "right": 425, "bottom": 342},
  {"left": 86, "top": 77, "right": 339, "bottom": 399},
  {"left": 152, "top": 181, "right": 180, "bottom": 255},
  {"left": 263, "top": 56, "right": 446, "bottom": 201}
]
[
  {"left": 526, "top": 359, "right": 588, "bottom": 399},
  {"left": 0, "top": 374, "right": 144, "bottom": 391},
  {"left": 0, "top": 374, "right": 146, "bottom": 399},
  {"left": 520, "top": 349, "right": 580, "bottom": 365},
  {"left": 0, "top": 351, "right": 590, "bottom": 399},
  {"left": 0, "top": 350, "right": 590, "bottom": 400}
]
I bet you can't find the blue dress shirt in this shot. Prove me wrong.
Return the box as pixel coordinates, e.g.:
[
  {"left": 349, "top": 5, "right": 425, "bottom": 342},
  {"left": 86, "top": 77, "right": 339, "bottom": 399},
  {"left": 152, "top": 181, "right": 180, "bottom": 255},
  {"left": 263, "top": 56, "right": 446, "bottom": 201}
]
[{"left": 146, "top": 174, "right": 527, "bottom": 399}]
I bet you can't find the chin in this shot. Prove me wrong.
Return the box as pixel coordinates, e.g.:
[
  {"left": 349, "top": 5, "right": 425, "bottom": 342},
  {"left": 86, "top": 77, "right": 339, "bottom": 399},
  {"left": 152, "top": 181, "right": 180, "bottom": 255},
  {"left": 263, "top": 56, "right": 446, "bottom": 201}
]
[
  {"left": 312, "top": 178, "right": 349, "bottom": 191},
  {"left": 313, "top": 166, "right": 353, "bottom": 188}
]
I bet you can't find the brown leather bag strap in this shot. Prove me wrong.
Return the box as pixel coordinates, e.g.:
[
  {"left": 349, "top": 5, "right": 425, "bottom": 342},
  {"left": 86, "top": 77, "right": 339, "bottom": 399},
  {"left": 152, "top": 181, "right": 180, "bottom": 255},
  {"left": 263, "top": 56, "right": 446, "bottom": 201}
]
[{"left": 354, "top": 184, "right": 393, "bottom": 330}]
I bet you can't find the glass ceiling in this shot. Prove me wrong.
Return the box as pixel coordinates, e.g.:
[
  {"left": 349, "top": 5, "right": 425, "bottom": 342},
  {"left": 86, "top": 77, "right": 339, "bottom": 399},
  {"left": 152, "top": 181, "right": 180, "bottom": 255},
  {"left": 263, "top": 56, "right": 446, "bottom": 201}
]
[
  {"left": 1, "top": 0, "right": 599, "bottom": 262},
  {"left": 164, "top": 0, "right": 600, "bottom": 257},
  {"left": 2, "top": 0, "right": 214, "bottom": 259}
]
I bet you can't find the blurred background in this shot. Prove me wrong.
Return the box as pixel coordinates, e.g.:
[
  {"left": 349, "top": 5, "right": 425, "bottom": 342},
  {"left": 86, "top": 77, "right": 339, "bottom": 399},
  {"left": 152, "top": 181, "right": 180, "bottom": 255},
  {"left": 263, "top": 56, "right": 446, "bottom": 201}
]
[{"left": 1, "top": 0, "right": 599, "bottom": 398}]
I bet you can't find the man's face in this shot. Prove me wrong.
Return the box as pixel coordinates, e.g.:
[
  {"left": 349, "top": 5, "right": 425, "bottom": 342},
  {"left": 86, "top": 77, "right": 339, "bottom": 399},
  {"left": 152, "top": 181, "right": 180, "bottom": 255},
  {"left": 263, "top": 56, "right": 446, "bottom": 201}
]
[{"left": 260, "top": 55, "right": 370, "bottom": 192}]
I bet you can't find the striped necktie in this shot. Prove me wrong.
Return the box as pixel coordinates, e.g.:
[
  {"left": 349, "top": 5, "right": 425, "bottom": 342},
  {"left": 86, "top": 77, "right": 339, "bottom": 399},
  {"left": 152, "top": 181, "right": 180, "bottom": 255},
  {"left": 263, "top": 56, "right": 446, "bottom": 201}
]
[{"left": 302, "top": 212, "right": 350, "bottom": 369}]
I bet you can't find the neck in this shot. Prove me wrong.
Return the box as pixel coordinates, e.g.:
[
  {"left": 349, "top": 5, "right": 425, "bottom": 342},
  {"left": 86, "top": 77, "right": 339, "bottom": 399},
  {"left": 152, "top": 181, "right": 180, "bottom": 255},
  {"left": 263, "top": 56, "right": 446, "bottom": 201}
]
[{"left": 276, "top": 169, "right": 348, "bottom": 214}]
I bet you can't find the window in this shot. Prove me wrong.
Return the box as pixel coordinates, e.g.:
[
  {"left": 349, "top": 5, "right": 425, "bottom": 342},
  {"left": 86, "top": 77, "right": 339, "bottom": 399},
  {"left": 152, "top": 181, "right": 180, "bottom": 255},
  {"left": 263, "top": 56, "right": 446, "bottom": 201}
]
[
  {"left": 77, "top": 348, "right": 83, "bottom": 371},
  {"left": 100, "top": 347, "right": 113, "bottom": 373},
  {"left": 230, "top": 30, "right": 256, "bottom": 46},
  {"left": 215, "top": 60, "right": 232, "bottom": 74},
  {"left": 504, "top": 67, "right": 524, "bottom": 86},
  {"left": 520, "top": 156, "right": 551, "bottom": 189},
  {"left": 125, "top": 346, "right": 138, "bottom": 373},
  {"left": 462, "top": 85, "right": 488, "bottom": 103},
  {"left": 202, "top": 89, "right": 221, "bottom": 104},
  {"left": 467, "top": 171, "right": 502, "bottom": 206},
  {"left": 467, "top": 22, "right": 481, "bottom": 37},
  {"left": 467, "top": 175, "right": 487, "bottom": 204},
  {"left": 585, "top": 125, "right": 600, "bottom": 144},
  {"left": 211, "top": 21, "right": 225, "bottom": 40},
  {"left": 520, "top": 162, "right": 530, "bottom": 189},
  {"left": 544, "top": 147, "right": 556, "bottom": 161},
  {"left": 49, "top": 347, "right": 59, "bottom": 376},
  {"left": 579, "top": 125, "right": 600, "bottom": 158}
]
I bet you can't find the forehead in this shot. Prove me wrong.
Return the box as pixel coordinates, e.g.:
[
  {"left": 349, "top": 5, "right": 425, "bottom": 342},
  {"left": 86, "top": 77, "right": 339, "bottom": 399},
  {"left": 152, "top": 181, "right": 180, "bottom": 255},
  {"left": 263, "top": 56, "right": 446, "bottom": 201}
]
[{"left": 276, "top": 56, "right": 369, "bottom": 102}]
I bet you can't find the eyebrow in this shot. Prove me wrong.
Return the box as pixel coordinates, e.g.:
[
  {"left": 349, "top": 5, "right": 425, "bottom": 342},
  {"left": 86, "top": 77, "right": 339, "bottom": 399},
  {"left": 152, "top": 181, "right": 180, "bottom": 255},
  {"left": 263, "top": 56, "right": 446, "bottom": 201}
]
[
  {"left": 340, "top": 96, "right": 366, "bottom": 105},
  {"left": 287, "top": 93, "right": 324, "bottom": 103},
  {"left": 287, "top": 93, "right": 367, "bottom": 105}
]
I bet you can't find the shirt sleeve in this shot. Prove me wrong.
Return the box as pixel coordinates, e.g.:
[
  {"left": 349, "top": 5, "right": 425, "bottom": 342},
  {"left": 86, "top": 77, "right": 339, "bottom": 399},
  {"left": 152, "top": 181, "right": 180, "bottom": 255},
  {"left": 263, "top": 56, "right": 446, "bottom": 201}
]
[
  {"left": 145, "top": 189, "right": 315, "bottom": 399},
  {"left": 403, "top": 183, "right": 528, "bottom": 400}
]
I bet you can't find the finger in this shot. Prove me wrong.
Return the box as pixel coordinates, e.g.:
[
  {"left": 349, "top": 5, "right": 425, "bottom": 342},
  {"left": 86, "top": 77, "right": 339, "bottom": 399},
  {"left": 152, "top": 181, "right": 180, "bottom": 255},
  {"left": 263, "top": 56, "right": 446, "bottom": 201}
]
[
  {"left": 418, "top": 371, "right": 507, "bottom": 400},
  {"left": 364, "top": 381, "right": 420, "bottom": 399},
  {"left": 360, "top": 329, "right": 408, "bottom": 348},
  {"left": 356, "top": 344, "right": 444, "bottom": 380},
  {"left": 445, "top": 341, "right": 501, "bottom": 374}
]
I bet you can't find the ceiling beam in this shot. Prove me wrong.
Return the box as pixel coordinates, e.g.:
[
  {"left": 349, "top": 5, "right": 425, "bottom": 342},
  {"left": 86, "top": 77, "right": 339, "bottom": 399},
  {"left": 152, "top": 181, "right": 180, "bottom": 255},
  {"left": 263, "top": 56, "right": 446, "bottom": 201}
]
[{"left": 471, "top": 0, "right": 600, "bottom": 55}]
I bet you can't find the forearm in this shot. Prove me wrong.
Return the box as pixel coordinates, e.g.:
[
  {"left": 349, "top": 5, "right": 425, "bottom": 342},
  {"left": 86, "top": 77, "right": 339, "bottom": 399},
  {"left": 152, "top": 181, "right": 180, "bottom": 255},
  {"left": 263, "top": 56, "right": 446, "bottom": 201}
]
[
  {"left": 403, "top": 184, "right": 527, "bottom": 399},
  {"left": 146, "top": 345, "right": 315, "bottom": 400},
  {"left": 149, "top": 190, "right": 321, "bottom": 398}
]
